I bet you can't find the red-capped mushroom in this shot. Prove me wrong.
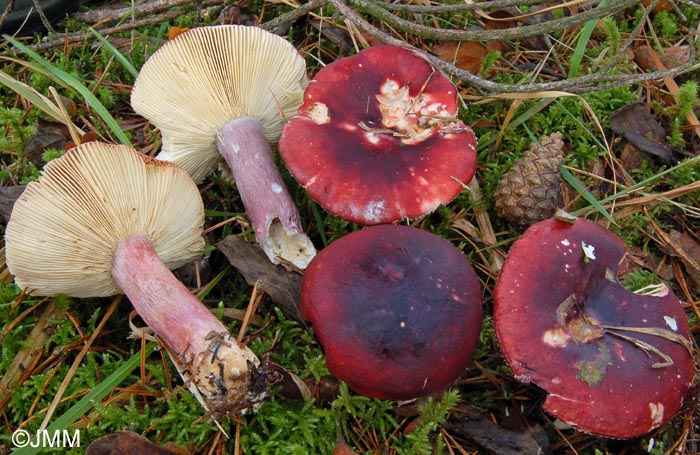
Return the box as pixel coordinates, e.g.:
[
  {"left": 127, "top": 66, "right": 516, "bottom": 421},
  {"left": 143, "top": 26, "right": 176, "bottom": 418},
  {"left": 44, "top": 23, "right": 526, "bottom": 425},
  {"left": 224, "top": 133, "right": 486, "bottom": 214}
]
[
  {"left": 279, "top": 45, "right": 477, "bottom": 225},
  {"left": 301, "top": 225, "right": 483, "bottom": 400},
  {"left": 493, "top": 214, "right": 694, "bottom": 439}
]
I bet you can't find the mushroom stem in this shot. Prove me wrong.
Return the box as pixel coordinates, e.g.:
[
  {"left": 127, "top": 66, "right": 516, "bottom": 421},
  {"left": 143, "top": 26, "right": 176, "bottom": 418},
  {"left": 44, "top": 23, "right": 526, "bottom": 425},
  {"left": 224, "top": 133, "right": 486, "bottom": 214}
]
[
  {"left": 216, "top": 116, "right": 316, "bottom": 269},
  {"left": 111, "top": 234, "right": 266, "bottom": 415}
]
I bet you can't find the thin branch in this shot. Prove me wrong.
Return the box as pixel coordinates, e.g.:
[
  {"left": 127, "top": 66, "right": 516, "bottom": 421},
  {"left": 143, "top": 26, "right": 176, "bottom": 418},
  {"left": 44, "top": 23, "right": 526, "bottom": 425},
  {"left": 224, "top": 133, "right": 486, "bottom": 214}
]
[
  {"left": 376, "top": 0, "right": 587, "bottom": 14},
  {"left": 330, "top": 0, "right": 699, "bottom": 94},
  {"left": 260, "top": 0, "right": 329, "bottom": 34},
  {"left": 348, "top": 0, "right": 636, "bottom": 42},
  {"left": 0, "top": 0, "right": 223, "bottom": 53}
]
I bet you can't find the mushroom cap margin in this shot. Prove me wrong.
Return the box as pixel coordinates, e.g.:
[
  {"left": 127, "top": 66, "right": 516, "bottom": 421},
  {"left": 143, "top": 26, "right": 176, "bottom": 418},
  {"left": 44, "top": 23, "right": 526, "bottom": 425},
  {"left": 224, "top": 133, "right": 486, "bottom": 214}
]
[{"left": 5, "top": 142, "right": 205, "bottom": 298}]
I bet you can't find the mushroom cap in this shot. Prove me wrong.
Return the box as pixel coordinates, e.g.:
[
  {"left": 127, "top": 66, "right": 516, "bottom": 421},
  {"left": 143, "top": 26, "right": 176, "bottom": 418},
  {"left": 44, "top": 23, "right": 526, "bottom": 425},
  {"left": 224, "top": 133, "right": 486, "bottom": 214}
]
[
  {"left": 493, "top": 217, "right": 694, "bottom": 439},
  {"left": 279, "top": 45, "right": 477, "bottom": 225},
  {"left": 131, "top": 25, "right": 308, "bottom": 182},
  {"left": 5, "top": 142, "right": 205, "bottom": 298},
  {"left": 301, "top": 225, "right": 483, "bottom": 400}
]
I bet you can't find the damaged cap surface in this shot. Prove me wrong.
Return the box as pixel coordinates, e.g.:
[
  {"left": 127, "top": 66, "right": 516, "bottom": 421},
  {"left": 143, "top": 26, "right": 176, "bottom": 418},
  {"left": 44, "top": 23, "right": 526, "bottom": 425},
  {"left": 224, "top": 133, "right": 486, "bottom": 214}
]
[
  {"left": 279, "top": 45, "right": 477, "bottom": 225},
  {"left": 493, "top": 217, "right": 694, "bottom": 439}
]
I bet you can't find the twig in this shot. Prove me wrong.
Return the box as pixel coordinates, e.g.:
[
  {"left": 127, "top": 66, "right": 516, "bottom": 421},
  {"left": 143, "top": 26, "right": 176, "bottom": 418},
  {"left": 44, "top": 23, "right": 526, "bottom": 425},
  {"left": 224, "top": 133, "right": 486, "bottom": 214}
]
[
  {"left": 376, "top": 0, "right": 583, "bottom": 14},
  {"left": 31, "top": 0, "right": 55, "bottom": 34},
  {"left": 1, "top": 0, "right": 223, "bottom": 53},
  {"left": 0, "top": 0, "right": 15, "bottom": 31},
  {"left": 348, "top": 0, "right": 633, "bottom": 42},
  {"left": 260, "top": 0, "right": 329, "bottom": 34},
  {"left": 330, "top": 0, "right": 699, "bottom": 94},
  {"left": 72, "top": 0, "right": 209, "bottom": 24}
]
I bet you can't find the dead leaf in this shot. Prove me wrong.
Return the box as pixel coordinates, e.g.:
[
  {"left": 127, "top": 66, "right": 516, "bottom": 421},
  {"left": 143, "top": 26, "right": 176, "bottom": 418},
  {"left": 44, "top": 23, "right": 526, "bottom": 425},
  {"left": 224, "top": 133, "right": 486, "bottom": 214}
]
[
  {"left": 168, "top": 26, "right": 189, "bottom": 40},
  {"left": 86, "top": 431, "right": 189, "bottom": 455},
  {"left": 447, "top": 412, "right": 551, "bottom": 455},
  {"left": 0, "top": 185, "right": 25, "bottom": 220},
  {"left": 23, "top": 118, "right": 71, "bottom": 163},
  {"left": 64, "top": 131, "right": 98, "bottom": 151},
  {"left": 433, "top": 41, "right": 490, "bottom": 75},
  {"left": 334, "top": 430, "right": 360, "bottom": 455},
  {"left": 609, "top": 102, "right": 675, "bottom": 163},
  {"left": 216, "top": 235, "right": 304, "bottom": 323},
  {"left": 641, "top": 0, "right": 673, "bottom": 13},
  {"left": 634, "top": 45, "right": 690, "bottom": 72},
  {"left": 668, "top": 230, "right": 700, "bottom": 285}
]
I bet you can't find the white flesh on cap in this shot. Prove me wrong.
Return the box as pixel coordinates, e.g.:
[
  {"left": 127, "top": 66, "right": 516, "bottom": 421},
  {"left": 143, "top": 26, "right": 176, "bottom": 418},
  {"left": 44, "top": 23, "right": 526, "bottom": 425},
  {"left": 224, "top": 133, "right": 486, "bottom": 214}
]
[
  {"left": 131, "top": 25, "right": 316, "bottom": 269},
  {"left": 5, "top": 142, "right": 265, "bottom": 416}
]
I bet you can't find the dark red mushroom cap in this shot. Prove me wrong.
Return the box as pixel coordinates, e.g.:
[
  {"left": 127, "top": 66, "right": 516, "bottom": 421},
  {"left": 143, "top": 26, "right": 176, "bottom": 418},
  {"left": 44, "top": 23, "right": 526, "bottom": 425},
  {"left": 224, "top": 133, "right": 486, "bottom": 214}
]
[
  {"left": 279, "top": 45, "right": 477, "bottom": 225},
  {"left": 494, "top": 216, "right": 694, "bottom": 439},
  {"left": 301, "top": 225, "right": 483, "bottom": 400}
]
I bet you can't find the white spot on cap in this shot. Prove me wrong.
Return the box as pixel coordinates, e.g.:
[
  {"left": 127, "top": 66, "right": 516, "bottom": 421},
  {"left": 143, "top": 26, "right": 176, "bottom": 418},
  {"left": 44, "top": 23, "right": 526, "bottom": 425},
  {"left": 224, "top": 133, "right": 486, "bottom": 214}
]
[
  {"left": 420, "top": 199, "right": 440, "bottom": 216},
  {"left": 663, "top": 316, "right": 678, "bottom": 332},
  {"left": 351, "top": 199, "right": 387, "bottom": 223},
  {"left": 231, "top": 143, "right": 240, "bottom": 154},
  {"left": 307, "top": 102, "right": 330, "bottom": 125},
  {"left": 581, "top": 241, "right": 596, "bottom": 261},
  {"left": 542, "top": 327, "right": 570, "bottom": 348},
  {"left": 561, "top": 239, "right": 570, "bottom": 246},
  {"left": 365, "top": 132, "right": 380, "bottom": 145},
  {"left": 649, "top": 402, "right": 664, "bottom": 427},
  {"left": 271, "top": 183, "right": 282, "bottom": 194}
]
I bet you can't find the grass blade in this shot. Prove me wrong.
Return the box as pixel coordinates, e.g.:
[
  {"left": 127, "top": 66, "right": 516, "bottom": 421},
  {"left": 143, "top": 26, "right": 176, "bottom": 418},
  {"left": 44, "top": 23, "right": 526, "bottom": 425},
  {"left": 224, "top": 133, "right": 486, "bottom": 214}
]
[
  {"left": 2, "top": 35, "right": 132, "bottom": 146},
  {"left": 561, "top": 166, "right": 616, "bottom": 224},
  {"left": 11, "top": 343, "right": 156, "bottom": 455},
  {"left": 88, "top": 27, "right": 138, "bottom": 78},
  {"left": 568, "top": 0, "right": 610, "bottom": 78},
  {"left": 0, "top": 70, "right": 65, "bottom": 123}
]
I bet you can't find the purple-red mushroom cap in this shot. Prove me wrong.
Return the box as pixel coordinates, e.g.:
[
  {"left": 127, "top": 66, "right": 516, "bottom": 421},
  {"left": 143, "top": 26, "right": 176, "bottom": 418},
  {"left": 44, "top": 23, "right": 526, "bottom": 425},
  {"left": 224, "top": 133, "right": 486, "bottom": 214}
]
[
  {"left": 279, "top": 45, "right": 477, "bottom": 225},
  {"left": 493, "top": 215, "right": 694, "bottom": 439},
  {"left": 300, "top": 224, "right": 483, "bottom": 401}
]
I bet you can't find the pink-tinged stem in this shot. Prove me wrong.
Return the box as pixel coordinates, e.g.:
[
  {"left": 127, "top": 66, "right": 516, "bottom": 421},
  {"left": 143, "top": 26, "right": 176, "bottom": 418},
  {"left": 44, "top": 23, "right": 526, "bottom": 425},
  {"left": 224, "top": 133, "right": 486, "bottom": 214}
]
[
  {"left": 216, "top": 117, "right": 316, "bottom": 269},
  {"left": 110, "top": 234, "right": 266, "bottom": 415}
]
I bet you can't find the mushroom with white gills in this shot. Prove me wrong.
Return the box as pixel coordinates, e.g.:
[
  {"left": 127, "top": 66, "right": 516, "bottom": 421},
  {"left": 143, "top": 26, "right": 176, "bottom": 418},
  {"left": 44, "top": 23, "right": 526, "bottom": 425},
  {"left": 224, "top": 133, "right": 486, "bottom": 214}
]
[
  {"left": 279, "top": 44, "right": 478, "bottom": 225},
  {"left": 5, "top": 142, "right": 266, "bottom": 416},
  {"left": 493, "top": 213, "right": 694, "bottom": 439},
  {"left": 131, "top": 24, "right": 316, "bottom": 269},
  {"left": 301, "top": 224, "right": 483, "bottom": 401}
]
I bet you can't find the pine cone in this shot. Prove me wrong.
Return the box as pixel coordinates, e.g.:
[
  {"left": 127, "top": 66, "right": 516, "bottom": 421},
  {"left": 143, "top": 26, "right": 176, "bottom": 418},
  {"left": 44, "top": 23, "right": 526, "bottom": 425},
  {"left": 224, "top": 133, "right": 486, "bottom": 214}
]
[{"left": 494, "top": 132, "right": 565, "bottom": 227}]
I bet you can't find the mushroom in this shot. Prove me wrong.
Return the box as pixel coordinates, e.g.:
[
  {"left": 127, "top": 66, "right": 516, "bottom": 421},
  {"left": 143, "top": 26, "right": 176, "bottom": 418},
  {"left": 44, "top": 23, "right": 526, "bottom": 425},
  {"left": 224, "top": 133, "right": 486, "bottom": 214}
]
[
  {"left": 130, "top": 25, "right": 316, "bottom": 269},
  {"left": 279, "top": 44, "right": 478, "bottom": 225},
  {"left": 301, "top": 224, "right": 483, "bottom": 400},
  {"left": 5, "top": 142, "right": 266, "bottom": 416},
  {"left": 493, "top": 214, "right": 694, "bottom": 439}
]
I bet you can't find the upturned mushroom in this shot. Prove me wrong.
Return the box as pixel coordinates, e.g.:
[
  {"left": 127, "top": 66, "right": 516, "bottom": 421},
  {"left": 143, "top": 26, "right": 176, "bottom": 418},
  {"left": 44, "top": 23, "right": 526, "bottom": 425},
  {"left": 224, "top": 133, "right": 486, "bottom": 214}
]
[
  {"left": 131, "top": 25, "right": 316, "bottom": 269},
  {"left": 5, "top": 142, "right": 266, "bottom": 416},
  {"left": 301, "top": 224, "right": 483, "bottom": 400},
  {"left": 279, "top": 45, "right": 478, "bottom": 225},
  {"left": 493, "top": 213, "right": 694, "bottom": 439}
]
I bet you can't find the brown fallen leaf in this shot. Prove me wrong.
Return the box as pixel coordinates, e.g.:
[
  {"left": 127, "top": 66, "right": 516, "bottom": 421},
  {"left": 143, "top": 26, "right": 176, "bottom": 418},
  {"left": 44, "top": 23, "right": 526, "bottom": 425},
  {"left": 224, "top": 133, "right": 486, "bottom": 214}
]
[
  {"left": 86, "top": 430, "right": 189, "bottom": 455},
  {"left": 216, "top": 235, "right": 304, "bottom": 323},
  {"left": 609, "top": 102, "right": 675, "bottom": 163},
  {"left": 433, "top": 41, "right": 490, "bottom": 75},
  {"left": 447, "top": 413, "right": 551, "bottom": 455},
  {"left": 633, "top": 45, "right": 700, "bottom": 141},
  {"left": 334, "top": 430, "right": 360, "bottom": 455},
  {"left": 668, "top": 230, "right": 700, "bottom": 286},
  {"left": 23, "top": 118, "right": 71, "bottom": 163},
  {"left": 0, "top": 185, "right": 26, "bottom": 220}
]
